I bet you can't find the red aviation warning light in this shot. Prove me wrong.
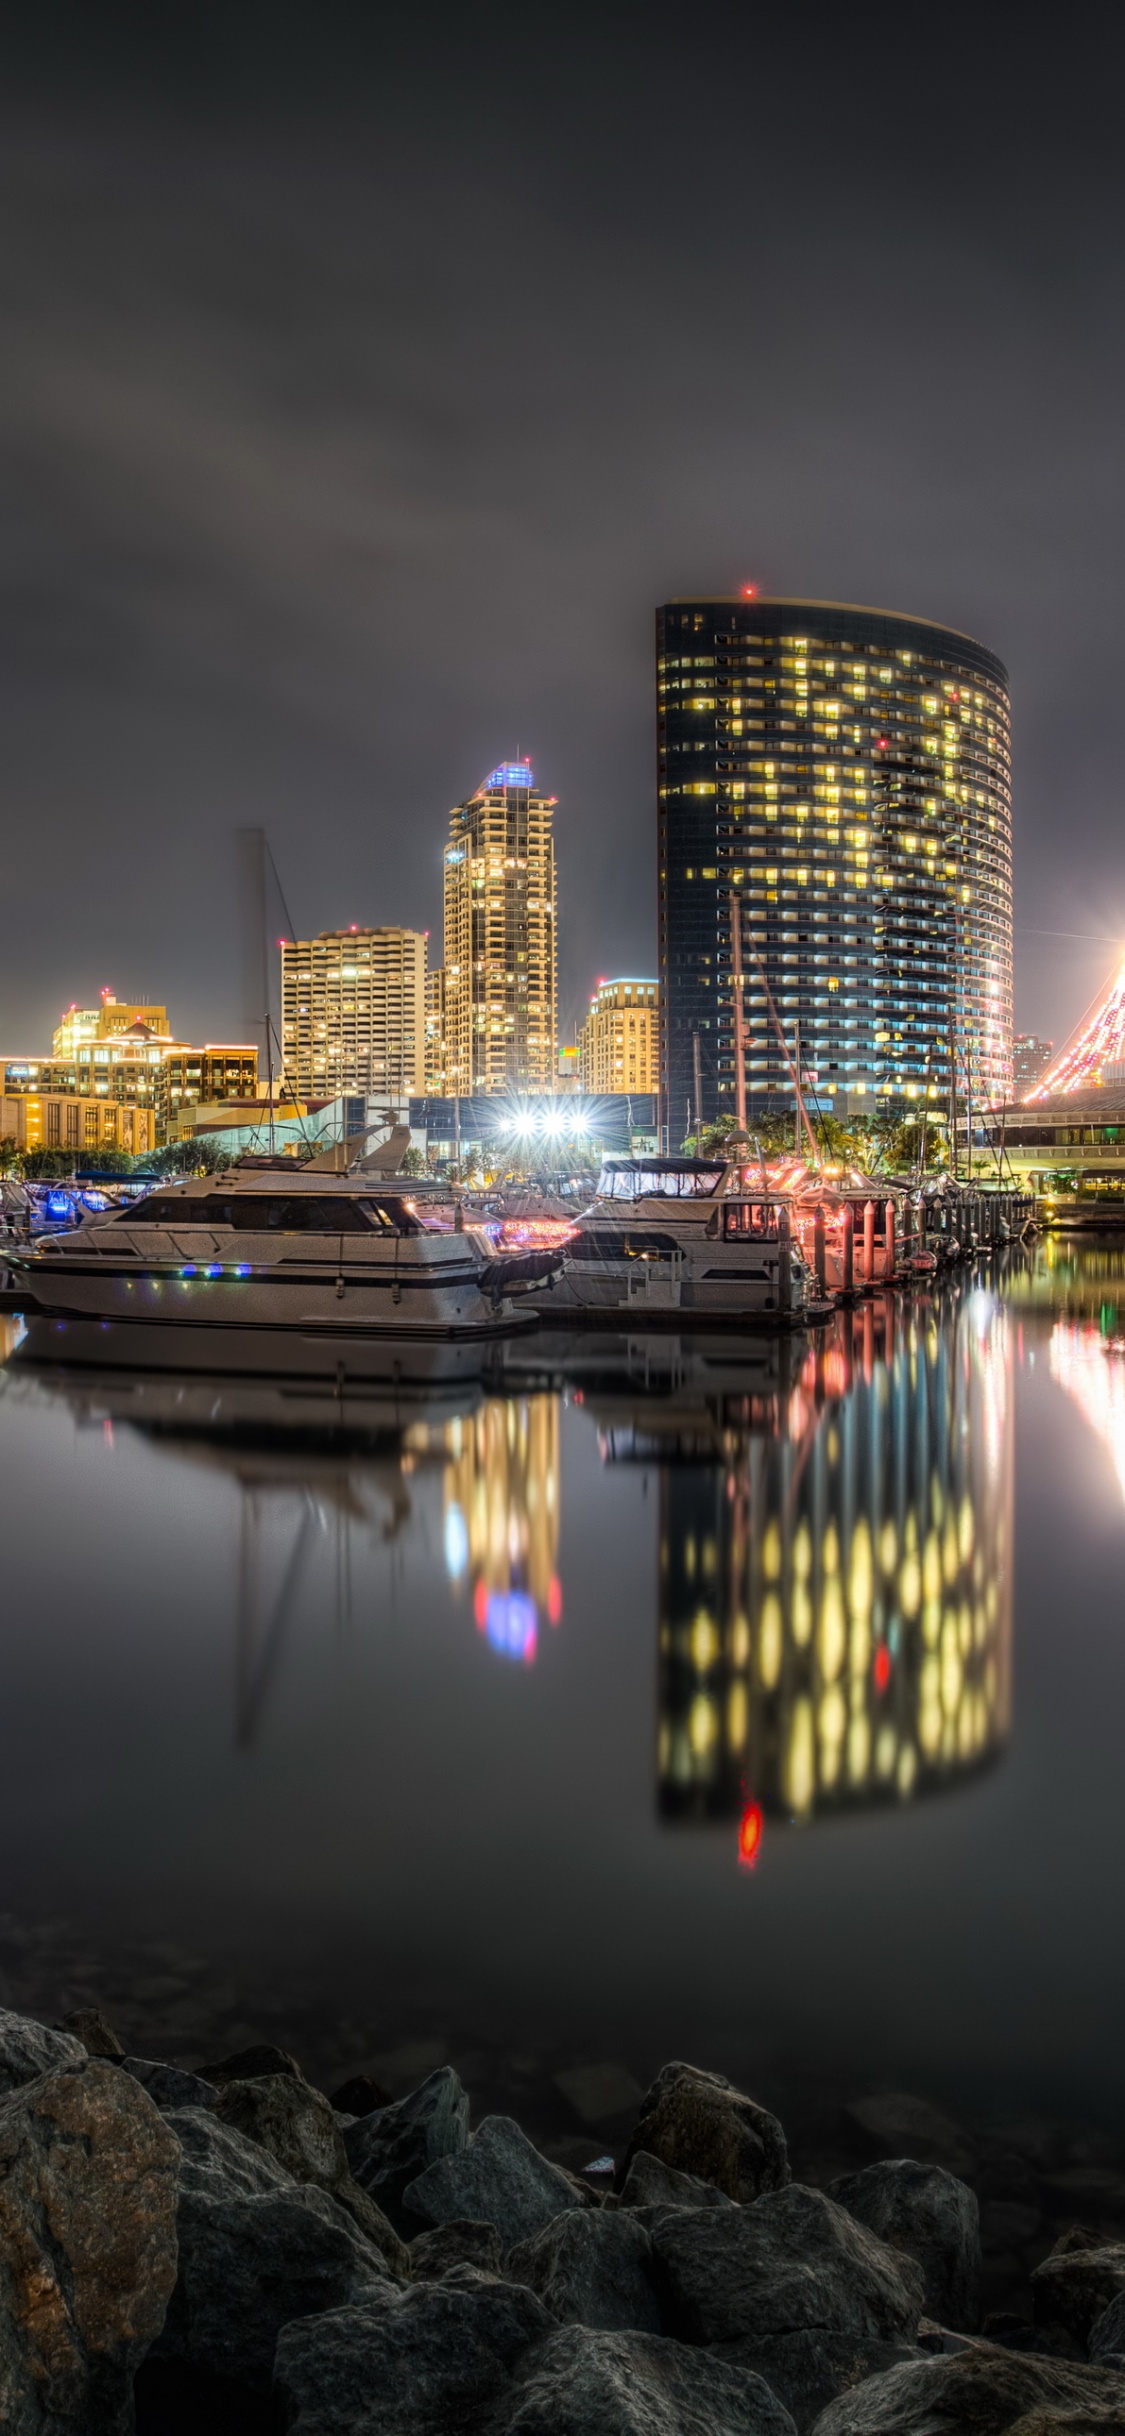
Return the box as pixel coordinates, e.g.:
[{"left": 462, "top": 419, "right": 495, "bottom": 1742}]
[
  {"left": 741, "top": 583, "right": 758, "bottom": 599},
  {"left": 737, "top": 1802, "right": 764, "bottom": 1869}
]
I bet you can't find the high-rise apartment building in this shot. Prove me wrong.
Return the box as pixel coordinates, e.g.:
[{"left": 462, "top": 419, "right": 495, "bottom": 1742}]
[
  {"left": 1012, "top": 1033, "right": 1054, "bottom": 1100},
  {"left": 579, "top": 979, "right": 660, "bottom": 1094},
  {"left": 280, "top": 928, "right": 427, "bottom": 1101},
  {"left": 440, "top": 759, "right": 557, "bottom": 1095},
  {"left": 657, "top": 598, "right": 1013, "bottom": 1137}
]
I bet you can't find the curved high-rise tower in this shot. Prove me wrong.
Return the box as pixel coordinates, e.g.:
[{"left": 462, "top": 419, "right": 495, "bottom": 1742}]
[{"left": 656, "top": 598, "right": 1012, "bottom": 1139}]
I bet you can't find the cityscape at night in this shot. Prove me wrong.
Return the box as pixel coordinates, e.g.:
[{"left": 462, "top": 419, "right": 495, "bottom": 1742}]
[{"left": 2, "top": 12, "right": 1125, "bottom": 2433}]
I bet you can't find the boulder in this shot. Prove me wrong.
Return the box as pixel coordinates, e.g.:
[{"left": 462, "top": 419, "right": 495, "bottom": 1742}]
[
  {"left": 410, "top": 2219, "right": 507, "bottom": 2280},
  {"left": 212, "top": 2070, "right": 351, "bottom": 2187},
  {"left": 1031, "top": 2240, "right": 1125, "bottom": 2349},
  {"left": 619, "top": 2063, "right": 789, "bottom": 2205},
  {"left": 619, "top": 2150, "right": 736, "bottom": 2212},
  {"left": 0, "top": 2057, "right": 179, "bottom": 2434},
  {"left": 404, "top": 2113, "right": 587, "bottom": 2248},
  {"left": 57, "top": 2006, "right": 126, "bottom": 2061},
  {"left": 343, "top": 2065, "right": 469, "bottom": 2234},
  {"left": 153, "top": 2178, "right": 391, "bottom": 2390},
  {"left": 721, "top": 2331, "right": 925, "bottom": 2434},
  {"left": 210, "top": 2070, "right": 409, "bottom": 2274},
  {"left": 806, "top": 2344, "right": 1125, "bottom": 2432},
  {"left": 649, "top": 2185, "right": 924, "bottom": 2348},
  {"left": 508, "top": 2207, "right": 663, "bottom": 2333},
  {"left": 165, "top": 2101, "right": 294, "bottom": 2198},
  {"left": 843, "top": 2095, "right": 977, "bottom": 2183},
  {"left": 0, "top": 2004, "right": 86, "bottom": 2096},
  {"left": 829, "top": 2159, "right": 981, "bottom": 2330},
  {"left": 499, "top": 2324, "right": 798, "bottom": 2434},
  {"left": 197, "top": 2040, "right": 305, "bottom": 2088},
  {"left": 1089, "top": 2287, "right": 1125, "bottom": 2361},
  {"left": 123, "top": 2057, "right": 218, "bottom": 2113},
  {"left": 272, "top": 2272, "right": 555, "bottom": 2433}
]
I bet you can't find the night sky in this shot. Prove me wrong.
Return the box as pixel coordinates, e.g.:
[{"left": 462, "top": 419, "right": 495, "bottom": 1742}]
[{"left": 1, "top": 5, "right": 1122, "bottom": 1058}]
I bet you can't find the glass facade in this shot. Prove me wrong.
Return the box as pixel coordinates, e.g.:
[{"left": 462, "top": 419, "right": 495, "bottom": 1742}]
[{"left": 657, "top": 598, "right": 1013, "bottom": 1139}]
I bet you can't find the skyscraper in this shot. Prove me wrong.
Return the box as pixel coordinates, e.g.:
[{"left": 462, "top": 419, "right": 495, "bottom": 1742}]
[
  {"left": 656, "top": 598, "right": 1012, "bottom": 1140},
  {"left": 280, "top": 927, "right": 427, "bottom": 1100},
  {"left": 578, "top": 978, "right": 660, "bottom": 1094},
  {"left": 440, "top": 759, "right": 558, "bottom": 1095}
]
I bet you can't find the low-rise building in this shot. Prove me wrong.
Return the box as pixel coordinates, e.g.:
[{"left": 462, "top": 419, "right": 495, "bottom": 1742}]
[
  {"left": 52, "top": 992, "right": 171, "bottom": 1057},
  {"left": 0, "top": 1094, "right": 156, "bottom": 1158}
]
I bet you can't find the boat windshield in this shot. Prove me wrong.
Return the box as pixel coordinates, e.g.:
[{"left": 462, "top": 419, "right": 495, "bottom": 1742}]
[{"left": 596, "top": 1162, "right": 726, "bottom": 1201}]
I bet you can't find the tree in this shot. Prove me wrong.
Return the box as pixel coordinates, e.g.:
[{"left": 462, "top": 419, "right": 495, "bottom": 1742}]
[{"left": 0, "top": 1135, "right": 19, "bottom": 1176}]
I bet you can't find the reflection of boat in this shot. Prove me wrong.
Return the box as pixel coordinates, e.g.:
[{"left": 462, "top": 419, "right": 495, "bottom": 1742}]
[
  {"left": 7, "top": 1168, "right": 566, "bottom": 1338},
  {"left": 643, "top": 1288, "right": 1013, "bottom": 1833},
  {"left": 520, "top": 1157, "right": 817, "bottom": 1323}
]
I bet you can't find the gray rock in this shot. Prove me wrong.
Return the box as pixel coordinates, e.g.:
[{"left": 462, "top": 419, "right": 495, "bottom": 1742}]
[
  {"left": 166, "top": 2100, "right": 295, "bottom": 2197},
  {"left": 212, "top": 2070, "right": 347, "bottom": 2185},
  {"left": 649, "top": 2184, "right": 925, "bottom": 2347},
  {"left": 0, "top": 2003, "right": 85, "bottom": 2096},
  {"left": 123, "top": 2056, "right": 218, "bottom": 2112},
  {"left": 721, "top": 2331, "right": 925, "bottom": 2434},
  {"left": 619, "top": 2150, "right": 736, "bottom": 2212},
  {"left": 0, "top": 2057, "right": 179, "bottom": 2433},
  {"left": 343, "top": 2065, "right": 469, "bottom": 2234},
  {"left": 273, "top": 2273, "right": 555, "bottom": 2432},
  {"left": 211, "top": 2069, "right": 410, "bottom": 2275},
  {"left": 405, "top": 2112, "right": 587, "bottom": 2248},
  {"left": 843, "top": 2094, "right": 977, "bottom": 2183},
  {"left": 153, "top": 2177, "right": 391, "bottom": 2389},
  {"left": 829, "top": 2159, "right": 981, "bottom": 2330},
  {"left": 806, "top": 2343, "right": 1125, "bottom": 2432},
  {"left": 57, "top": 2005, "right": 126, "bottom": 2060},
  {"left": 197, "top": 2039, "right": 305, "bottom": 2087},
  {"left": 1031, "top": 2240, "right": 1125, "bottom": 2348},
  {"left": 1089, "top": 2287, "right": 1125, "bottom": 2360},
  {"left": 619, "top": 2063, "right": 789, "bottom": 2205},
  {"left": 411, "top": 2219, "right": 507, "bottom": 2280},
  {"left": 500, "top": 2324, "right": 798, "bottom": 2433},
  {"left": 509, "top": 2208, "right": 663, "bottom": 2333}
]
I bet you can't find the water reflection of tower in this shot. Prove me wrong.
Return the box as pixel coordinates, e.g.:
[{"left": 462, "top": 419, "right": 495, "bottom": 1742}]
[
  {"left": 657, "top": 1295, "right": 1012, "bottom": 1828},
  {"left": 439, "top": 1397, "right": 562, "bottom": 1662}
]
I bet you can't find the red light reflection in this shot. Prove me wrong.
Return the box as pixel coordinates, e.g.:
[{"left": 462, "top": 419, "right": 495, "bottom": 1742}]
[
  {"left": 873, "top": 1645, "right": 892, "bottom": 1693},
  {"left": 738, "top": 1802, "right": 764, "bottom": 1869}
]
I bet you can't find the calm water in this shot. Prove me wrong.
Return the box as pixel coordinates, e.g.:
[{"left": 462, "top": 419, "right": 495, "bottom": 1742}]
[{"left": 1, "top": 1240, "right": 1124, "bottom": 2135}]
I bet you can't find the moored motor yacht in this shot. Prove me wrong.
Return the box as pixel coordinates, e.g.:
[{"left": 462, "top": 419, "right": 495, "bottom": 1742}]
[
  {"left": 7, "top": 1165, "right": 568, "bottom": 1338},
  {"left": 517, "top": 1155, "right": 818, "bottom": 1324}
]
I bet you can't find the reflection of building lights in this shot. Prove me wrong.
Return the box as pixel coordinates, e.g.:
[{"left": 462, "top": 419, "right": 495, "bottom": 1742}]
[
  {"left": 444, "top": 1503, "right": 469, "bottom": 1578},
  {"left": 1049, "top": 1322, "right": 1125, "bottom": 1505},
  {"left": 737, "top": 1801, "right": 763, "bottom": 1867},
  {"left": 434, "top": 1396, "right": 561, "bottom": 1663},
  {"left": 477, "top": 1588, "right": 538, "bottom": 1664},
  {"left": 657, "top": 1297, "right": 1013, "bottom": 1837}
]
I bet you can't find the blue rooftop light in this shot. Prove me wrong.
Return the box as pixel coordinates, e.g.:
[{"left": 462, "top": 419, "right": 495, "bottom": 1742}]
[{"left": 483, "top": 759, "right": 533, "bottom": 791}]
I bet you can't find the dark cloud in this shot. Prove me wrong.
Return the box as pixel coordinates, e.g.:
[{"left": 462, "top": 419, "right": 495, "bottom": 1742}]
[{"left": 0, "top": 4, "right": 1122, "bottom": 1050}]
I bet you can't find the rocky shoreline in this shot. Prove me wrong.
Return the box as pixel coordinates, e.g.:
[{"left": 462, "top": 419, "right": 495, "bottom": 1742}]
[{"left": 2, "top": 2003, "right": 1125, "bottom": 2432}]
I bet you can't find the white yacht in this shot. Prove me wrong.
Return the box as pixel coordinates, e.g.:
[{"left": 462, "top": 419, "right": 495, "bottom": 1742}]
[
  {"left": 7, "top": 1166, "right": 565, "bottom": 1339},
  {"left": 519, "top": 1156, "right": 816, "bottom": 1324}
]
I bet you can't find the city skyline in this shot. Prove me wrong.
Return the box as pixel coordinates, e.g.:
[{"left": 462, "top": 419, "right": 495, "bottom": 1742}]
[{"left": 0, "top": 12, "right": 1121, "bottom": 1062}]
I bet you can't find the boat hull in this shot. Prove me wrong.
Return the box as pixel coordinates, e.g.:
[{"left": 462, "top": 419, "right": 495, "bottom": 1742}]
[{"left": 8, "top": 1260, "right": 535, "bottom": 1338}]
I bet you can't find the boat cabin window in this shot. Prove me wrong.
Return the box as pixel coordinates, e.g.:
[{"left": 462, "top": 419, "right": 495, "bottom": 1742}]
[
  {"left": 723, "top": 1202, "right": 779, "bottom": 1238},
  {"left": 122, "top": 1193, "right": 411, "bottom": 1233},
  {"left": 597, "top": 1162, "right": 725, "bottom": 1201}
]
